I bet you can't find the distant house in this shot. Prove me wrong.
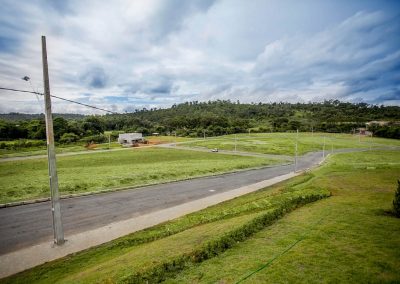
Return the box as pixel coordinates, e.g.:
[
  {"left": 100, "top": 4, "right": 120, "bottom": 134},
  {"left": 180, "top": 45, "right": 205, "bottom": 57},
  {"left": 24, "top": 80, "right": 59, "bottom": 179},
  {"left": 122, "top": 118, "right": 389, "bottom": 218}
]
[{"left": 118, "top": 133, "right": 145, "bottom": 146}]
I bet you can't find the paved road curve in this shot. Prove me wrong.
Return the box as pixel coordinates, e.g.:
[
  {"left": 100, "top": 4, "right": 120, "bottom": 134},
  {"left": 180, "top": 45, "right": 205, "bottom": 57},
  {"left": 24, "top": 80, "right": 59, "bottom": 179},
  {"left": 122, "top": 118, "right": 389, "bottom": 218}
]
[{"left": 0, "top": 150, "right": 329, "bottom": 254}]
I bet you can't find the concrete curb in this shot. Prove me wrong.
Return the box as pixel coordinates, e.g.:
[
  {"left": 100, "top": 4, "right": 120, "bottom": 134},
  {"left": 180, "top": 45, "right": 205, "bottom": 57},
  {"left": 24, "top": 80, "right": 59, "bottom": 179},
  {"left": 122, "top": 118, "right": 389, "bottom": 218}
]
[{"left": 0, "top": 171, "right": 301, "bottom": 279}]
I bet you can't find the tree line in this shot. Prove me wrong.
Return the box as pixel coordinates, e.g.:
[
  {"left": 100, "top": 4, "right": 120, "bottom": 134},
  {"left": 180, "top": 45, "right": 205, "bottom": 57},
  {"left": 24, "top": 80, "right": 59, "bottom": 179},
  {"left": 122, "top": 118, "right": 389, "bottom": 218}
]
[{"left": 0, "top": 100, "right": 399, "bottom": 144}]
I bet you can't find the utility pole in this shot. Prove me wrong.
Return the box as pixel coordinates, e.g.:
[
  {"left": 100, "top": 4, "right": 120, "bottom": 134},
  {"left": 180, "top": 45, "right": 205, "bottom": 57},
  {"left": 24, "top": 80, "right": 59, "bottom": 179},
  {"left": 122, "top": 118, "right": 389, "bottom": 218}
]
[
  {"left": 108, "top": 133, "right": 111, "bottom": 149},
  {"left": 323, "top": 136, "right": 326, "bottom": 159},
  {"left": 42, "top": 36, "right": 64, "bottom": 245},
  {"left": 203, "top": 129, "right": 206, "bottom": 140}
]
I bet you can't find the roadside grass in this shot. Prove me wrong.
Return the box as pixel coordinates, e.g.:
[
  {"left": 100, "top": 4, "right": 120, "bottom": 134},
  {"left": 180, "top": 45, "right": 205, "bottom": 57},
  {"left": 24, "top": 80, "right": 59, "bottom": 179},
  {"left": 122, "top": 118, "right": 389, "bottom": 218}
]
[
  {"left": 164, "top": 150, "right": 400, "bottom": 283},
  {"left": 0, "top": 147, "right": 279, "bottom": 204},
  {"left": 2, "top": 170, "right": 329, "bottom": 283},
  {"left": 183, "top": 132, "right": 400, "bottom": 155}
]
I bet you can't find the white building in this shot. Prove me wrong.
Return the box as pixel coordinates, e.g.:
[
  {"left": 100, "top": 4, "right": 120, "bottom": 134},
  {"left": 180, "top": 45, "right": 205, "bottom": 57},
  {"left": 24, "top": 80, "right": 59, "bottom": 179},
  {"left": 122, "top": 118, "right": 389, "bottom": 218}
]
[{"left": 118, "top": 133, "right": 145, "bottom": 146}]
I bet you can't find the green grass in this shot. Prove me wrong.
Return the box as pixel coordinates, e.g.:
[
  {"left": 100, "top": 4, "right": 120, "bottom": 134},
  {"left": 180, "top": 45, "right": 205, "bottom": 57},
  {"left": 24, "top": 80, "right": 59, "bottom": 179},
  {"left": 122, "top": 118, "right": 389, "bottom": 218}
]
[
  {"left": 2, "top": 169, "right": 328, "bottom": 283},
  {"left": 164, "top": 150, "right": 400, "bottom": 283},
  {"left": 0, "top": 136, "right": 193, "bottom": 158},
  {"left": 0, "top": 142, "right": 122, "bottom": 159},
  {"left": 0, "top": 147, "right": 278, "bottom": 203},
  {"left": 183, "top": 132, "right": 400, "bottom": 155}
]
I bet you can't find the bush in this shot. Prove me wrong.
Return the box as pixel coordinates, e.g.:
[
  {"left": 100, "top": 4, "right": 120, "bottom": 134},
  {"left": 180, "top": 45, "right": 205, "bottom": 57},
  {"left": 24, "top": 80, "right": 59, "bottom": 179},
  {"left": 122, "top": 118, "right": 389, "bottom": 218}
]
[
  {"left": 59, "top": 133, "right": 79, "bottom": 144},
  {"left": 81, "top": 134, "right": 108, "bottom": 144},
  {"left": 393, "top": 180, "right": 400, "bottom": 217},
  {"left": 0, "top": 139, "right": 46, "bottom": 150}
]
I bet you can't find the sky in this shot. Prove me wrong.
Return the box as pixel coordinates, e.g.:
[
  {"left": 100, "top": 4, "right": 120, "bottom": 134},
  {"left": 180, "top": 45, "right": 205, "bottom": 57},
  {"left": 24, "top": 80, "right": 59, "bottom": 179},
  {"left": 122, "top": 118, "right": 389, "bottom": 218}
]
[{"left": 0, "top": 0, "right": 399, "bottom": 114}]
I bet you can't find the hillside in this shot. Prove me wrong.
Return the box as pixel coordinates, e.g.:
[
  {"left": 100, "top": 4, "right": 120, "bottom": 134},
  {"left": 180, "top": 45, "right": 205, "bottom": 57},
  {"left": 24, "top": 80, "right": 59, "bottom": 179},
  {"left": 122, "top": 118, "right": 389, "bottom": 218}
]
[{"left": 1, "top": 100, "right": 399, "bottom": 141}]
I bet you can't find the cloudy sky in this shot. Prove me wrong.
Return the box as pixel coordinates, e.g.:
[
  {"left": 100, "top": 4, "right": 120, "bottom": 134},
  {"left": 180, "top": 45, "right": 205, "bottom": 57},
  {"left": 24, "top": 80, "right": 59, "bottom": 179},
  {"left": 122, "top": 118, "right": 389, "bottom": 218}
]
[{"left": 0, "top": 0, "right": 399, "bottom": 114}]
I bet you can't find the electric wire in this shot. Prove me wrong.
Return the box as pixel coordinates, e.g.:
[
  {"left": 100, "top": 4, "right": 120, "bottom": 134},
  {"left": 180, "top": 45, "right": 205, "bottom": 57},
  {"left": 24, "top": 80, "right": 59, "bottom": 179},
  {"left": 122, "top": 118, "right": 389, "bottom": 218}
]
[{"left": 0, "top": 86, "right": 118, "bottom": 114}]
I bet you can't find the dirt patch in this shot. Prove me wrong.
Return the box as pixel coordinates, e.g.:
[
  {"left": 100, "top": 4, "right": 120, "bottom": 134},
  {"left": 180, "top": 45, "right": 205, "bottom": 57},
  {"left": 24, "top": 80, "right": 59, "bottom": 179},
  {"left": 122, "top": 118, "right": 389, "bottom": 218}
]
[{"left": 146, "top": 139, "right": 166, "bottom": 145}]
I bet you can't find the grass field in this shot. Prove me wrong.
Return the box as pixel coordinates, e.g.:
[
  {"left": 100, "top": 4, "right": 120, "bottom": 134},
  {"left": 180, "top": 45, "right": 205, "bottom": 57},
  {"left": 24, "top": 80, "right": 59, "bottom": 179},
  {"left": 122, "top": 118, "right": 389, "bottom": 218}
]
[
  {"left": 0, "top": 141, "right": 121, "bottom": 159},
  {"left": 165, "top": 150, "right": 400, "bottom": 283},
  {"left": 182, "top": 132, "right": 400, "bottom": 155},
  {"left": 0, "top": 136, "right": 194, "bottom": 159},
  {"left": 0, "top": 147, "right": 277, "bottom": 204},
  {"left": 3, "top": 150, "right": 399, "bottom": 283}
]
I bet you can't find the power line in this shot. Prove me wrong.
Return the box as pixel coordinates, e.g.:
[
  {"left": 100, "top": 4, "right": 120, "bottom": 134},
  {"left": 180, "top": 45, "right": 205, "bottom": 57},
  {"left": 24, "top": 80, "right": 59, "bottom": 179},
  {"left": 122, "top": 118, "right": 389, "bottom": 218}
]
[{"left": 0, "top": 86, "right": 118, "bottom": 114}]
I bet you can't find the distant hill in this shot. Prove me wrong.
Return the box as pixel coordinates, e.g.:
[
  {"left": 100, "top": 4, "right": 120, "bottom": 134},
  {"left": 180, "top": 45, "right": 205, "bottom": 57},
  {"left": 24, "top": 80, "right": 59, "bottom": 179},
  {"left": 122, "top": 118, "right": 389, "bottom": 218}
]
[{"left": 1, "top": 100, "right": 399, "bottom": 140}]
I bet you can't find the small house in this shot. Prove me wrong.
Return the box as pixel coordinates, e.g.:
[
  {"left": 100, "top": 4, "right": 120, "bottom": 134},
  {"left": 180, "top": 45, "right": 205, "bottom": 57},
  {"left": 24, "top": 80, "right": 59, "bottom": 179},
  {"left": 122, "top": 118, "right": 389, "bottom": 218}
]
[{"left": 118, "top": 133, "right": 145, "bottom": 146}]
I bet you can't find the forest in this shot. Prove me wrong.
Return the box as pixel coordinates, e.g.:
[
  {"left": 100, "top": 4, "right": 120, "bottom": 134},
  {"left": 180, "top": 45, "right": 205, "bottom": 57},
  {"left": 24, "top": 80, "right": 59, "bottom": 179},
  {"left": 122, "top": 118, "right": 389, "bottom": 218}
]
[{"left": 0, "top": 100, "right": 399, "bottom": 145}]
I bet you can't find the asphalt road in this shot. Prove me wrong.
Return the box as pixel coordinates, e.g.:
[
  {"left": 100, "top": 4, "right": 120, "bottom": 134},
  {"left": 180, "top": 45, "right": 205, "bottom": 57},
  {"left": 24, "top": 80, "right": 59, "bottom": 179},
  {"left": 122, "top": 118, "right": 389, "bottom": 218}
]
[{"left": 0, "top": 150, "right": 330, "bottom": 255}]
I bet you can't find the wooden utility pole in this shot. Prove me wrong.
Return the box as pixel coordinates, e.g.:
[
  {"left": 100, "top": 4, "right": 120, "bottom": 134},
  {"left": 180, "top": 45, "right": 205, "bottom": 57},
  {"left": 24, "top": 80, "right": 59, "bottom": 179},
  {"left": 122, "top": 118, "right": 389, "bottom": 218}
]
[{"left": 42, "top": 36, "right": 64, "bottom": 245}]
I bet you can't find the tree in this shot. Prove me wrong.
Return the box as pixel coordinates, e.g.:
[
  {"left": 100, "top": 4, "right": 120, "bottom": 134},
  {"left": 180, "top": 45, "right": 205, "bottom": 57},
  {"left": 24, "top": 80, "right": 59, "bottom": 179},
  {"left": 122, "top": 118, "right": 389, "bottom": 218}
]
[
  {"left": 393, "top": 180, "right": 400, "bottom": 217},
  {"left": 26, "top": 119, "right": 46, "bottom": 140},
  {"left": 82, "top": 116, "right": 105, "bottom": 135},
  {"left": 53, "top": 117, "right": 69, "bottom": 140}
]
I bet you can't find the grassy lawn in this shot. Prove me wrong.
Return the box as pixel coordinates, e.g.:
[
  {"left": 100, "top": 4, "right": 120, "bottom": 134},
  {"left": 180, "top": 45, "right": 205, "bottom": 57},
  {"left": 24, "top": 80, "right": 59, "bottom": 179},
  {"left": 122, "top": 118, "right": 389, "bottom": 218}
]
[
  {"left": 165, "top": 150, "right": 400, "bottom": 283},
  {"left": 183, "top": 132, "right": 400, "bottom": 155},
  {"left": 0, "top": 147, "right": 278, "bottom": 204}
]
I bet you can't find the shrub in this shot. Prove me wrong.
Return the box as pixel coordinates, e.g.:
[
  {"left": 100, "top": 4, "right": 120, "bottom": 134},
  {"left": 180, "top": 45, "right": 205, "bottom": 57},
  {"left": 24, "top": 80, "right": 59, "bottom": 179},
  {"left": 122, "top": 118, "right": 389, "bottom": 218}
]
[
  {"left": 59, "top": 133, "right": 79, "bottom": 144},
  {"left": 393, "top": 180, "right": 400, "bottom": 218},
  {"left": 81, "top": 134, "right": 107, "bottom": 144}
]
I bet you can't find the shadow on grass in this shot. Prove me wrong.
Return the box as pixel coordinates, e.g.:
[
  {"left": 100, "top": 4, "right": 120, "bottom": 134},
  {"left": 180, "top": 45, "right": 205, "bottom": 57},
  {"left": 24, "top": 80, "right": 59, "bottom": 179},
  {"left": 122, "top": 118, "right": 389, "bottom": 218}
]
[{"left": 373, "top": 208, "right": 398, "bottom": 218}]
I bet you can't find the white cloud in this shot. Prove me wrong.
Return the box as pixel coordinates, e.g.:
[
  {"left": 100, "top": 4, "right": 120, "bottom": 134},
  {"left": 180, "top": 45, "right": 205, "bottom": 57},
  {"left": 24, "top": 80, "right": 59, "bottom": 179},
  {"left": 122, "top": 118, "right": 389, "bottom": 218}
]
[{"left": 0, "top": 1, "right": 399, "bottom": 113}]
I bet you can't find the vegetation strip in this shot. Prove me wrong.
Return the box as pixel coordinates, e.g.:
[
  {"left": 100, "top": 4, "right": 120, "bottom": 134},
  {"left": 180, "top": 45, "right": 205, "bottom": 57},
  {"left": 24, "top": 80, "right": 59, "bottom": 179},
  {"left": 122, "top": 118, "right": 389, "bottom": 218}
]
[{"left": 120, "top": 193, "right": 329, "bottom": 283}]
